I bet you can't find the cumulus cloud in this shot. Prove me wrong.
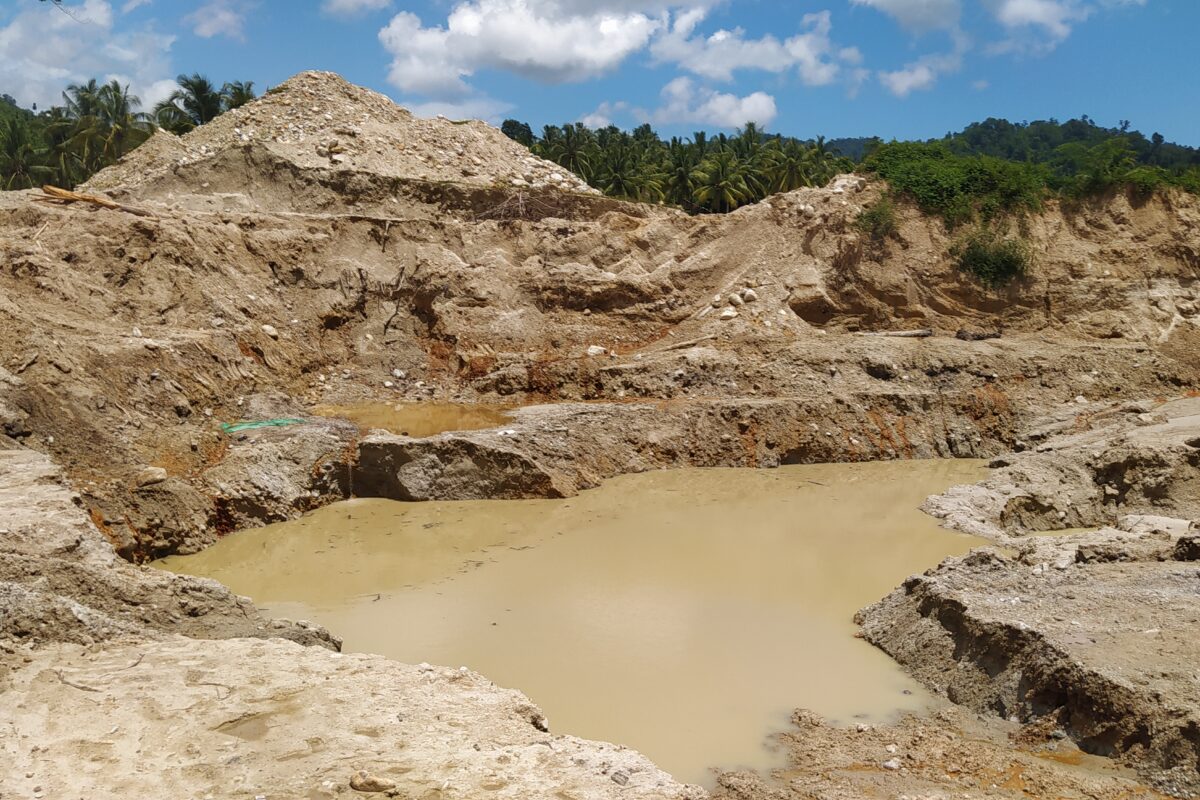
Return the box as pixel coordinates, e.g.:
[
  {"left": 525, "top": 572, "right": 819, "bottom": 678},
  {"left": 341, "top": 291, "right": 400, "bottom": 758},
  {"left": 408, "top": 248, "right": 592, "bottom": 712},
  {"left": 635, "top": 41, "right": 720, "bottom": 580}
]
[
  {"left": 987, "top": 0, "right": 1087, "bottom": 40},
  {"left": 403, "top": 96, "right": 515, "bottom": 122},
  {"left": 184, "top": 0, "right": 251, "bottom": 41},
  {"left": 645, "top": 76, "right": 776, "bottom": 128},
  {"left": 579, "top": 100, "right": 630, "bottom": 128},
  {"left": 0, "top": 0, "right": 175, "bottom": 110},
  {"left": 850, "top": 0, "right": 962, "bottom": 32},
  {"left": 650, "top": 9, "right": 847, "bottom": 86},
  {"left": 322, "top": 0, "right": 391, "bottom": 17},
  {"left": 121, "top": 0, "right": 153, "bottom": 11},
  {"left": 983, "top": 0, "right": 1142, "bottom": 52},
  {"left": 877, "top": 31, "right": 969, "bottom": 96},
  {"left": 379, "top": 1, "right": 662, "bottom": 98}
]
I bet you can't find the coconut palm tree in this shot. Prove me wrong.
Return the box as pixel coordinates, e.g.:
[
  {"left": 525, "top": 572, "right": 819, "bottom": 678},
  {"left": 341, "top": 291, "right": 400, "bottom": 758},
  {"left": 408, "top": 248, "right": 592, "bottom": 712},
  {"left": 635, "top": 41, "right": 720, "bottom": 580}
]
[
  {"left": 94, "top": 81, "right": 151, "bottom": 163},
  {"left": 767, "top": 139, "right": 815, "bottom": 194},
  {"left": 221, "top": 80, "right": 256, "bottom": 111},
  {"left": 61, "top": 79, "right": 103, "bottom": 119},
  {"left": 663, "top": 137, "right": 701, "bottom": 209},
  {"left": 692, "top": 150, "right": 752, "bottom": 213},
  {"left": 154, "top": 73, "right": 224, "bottom": 133},
  {"left": 545, "top": 123, "right": 595, "bottom": 181},
  {"left": 0, "top": 117, "right": 50, "bottom": 189}
]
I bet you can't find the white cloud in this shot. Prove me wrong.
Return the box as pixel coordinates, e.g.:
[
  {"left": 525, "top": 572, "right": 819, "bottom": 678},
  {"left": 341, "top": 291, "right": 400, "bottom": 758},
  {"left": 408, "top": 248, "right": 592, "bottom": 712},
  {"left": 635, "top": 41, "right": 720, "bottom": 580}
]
[
  {"left": 987, "top": 0, "right": 1087, "bottom": 39},
  {"left": 877, "top": 31, "right": 968, "bottom": 96},
  {"left": 379, "top": 1, "right": 662, "bottom": 98},
  {"left": 972, "top": 78, "right": 990, "bottom": 90},
  {"left": 0, "top": 0, "right": 175, "bottom": 110},
  {"left": 322, "top": 0, "right": 391, "bottom": 17},
  {"left": 646, "top": 76, "right": 776, "bottom": 128},
  {"left": 579, "top": 100, "right": 629, "bottom": 128},
  {"left": 185, "top": 0, "right": 250, "bottom": 41},
  {"left": 982, "top": 0, "right": 1142, "bottom": 52},
  {"left": 121, "top": 0, "right": 152, "bottom": 11},
  {"left": 403, "top": 96, "right": 514, "bottom": 122},
  {"left": 650, "top": 9, "right": 845, "bottom": 86},
  {"left": 850, "top": 0, "right": 962, "bottom": 32}
]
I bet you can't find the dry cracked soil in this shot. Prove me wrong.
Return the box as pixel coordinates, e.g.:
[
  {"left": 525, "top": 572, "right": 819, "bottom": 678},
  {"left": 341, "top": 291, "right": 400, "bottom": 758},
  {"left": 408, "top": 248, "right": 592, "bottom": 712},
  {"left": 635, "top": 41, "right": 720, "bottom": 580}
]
[{"left": 2, "top": 71, "right": 1199, "bottom": 799}]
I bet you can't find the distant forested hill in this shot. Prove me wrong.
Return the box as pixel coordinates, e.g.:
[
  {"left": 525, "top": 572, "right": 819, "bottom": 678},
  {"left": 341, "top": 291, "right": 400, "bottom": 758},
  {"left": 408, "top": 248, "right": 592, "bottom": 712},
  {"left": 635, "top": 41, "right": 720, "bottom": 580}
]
[{"left": 942, "top": 117, "right": 1198, "bottom": 170}]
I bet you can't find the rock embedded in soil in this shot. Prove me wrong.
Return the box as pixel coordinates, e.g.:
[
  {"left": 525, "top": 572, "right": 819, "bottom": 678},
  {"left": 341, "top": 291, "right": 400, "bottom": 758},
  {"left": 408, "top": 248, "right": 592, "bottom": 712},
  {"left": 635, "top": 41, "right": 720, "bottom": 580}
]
[{"left": 350, "top": 771, "right": 396, "bottom": 792}]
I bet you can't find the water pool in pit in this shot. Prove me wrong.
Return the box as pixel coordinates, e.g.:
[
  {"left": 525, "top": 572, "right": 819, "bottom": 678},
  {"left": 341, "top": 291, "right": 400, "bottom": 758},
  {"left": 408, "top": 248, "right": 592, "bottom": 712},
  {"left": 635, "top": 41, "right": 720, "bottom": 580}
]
[{"left": 160, "top": 459, "right": 985, "bottom": 785}]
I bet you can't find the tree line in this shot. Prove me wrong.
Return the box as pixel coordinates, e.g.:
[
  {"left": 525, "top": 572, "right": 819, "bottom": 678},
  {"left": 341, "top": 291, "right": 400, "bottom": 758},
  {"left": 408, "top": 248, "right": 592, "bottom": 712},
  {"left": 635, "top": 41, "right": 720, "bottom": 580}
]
[
  {"left": 503, "top": 119, "right": 853, "bottom": 213},
  {"left": 0, "top": 74, "right": 255, "bottom": 189},
  {"left": 500, "top": 115, "right": 1200, "bottom": 215}
]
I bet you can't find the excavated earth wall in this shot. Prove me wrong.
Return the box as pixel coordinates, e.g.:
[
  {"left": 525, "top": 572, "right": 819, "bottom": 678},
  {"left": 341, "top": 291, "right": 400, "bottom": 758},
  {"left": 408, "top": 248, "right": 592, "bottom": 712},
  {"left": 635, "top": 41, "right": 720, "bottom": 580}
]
[{"left": 2, "top": 72, "right": 1200, "bottom": 798}]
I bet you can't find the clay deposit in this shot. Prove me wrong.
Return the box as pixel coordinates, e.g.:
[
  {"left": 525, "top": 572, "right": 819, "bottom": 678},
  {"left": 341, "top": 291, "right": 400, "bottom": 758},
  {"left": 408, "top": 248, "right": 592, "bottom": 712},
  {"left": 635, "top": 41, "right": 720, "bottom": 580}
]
[{"left": 1, "top": 71, "right": 1198, "bottom": 798}]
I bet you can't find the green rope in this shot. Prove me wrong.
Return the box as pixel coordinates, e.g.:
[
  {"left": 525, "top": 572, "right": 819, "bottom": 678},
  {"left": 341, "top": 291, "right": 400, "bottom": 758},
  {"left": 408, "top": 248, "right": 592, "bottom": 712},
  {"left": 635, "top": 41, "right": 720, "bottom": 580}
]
[{"left": 220, "top": 418, "right": 305, "bottom": 434}]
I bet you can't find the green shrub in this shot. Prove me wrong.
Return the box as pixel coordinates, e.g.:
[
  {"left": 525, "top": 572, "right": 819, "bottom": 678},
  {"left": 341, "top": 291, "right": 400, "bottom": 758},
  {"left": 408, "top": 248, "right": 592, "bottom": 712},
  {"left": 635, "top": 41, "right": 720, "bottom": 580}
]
[
  {"left": 1124, "top": 166, "right": 1170, "bottom": 197},
  {"left": 952, "top": 230, "right": 1031, "bottom": 287},
  {"left": 855, "top": 195, "right": 898, "bottom": 241},
  {"left": 862, "top": 141, "right": 1047, "bottom": 227}
]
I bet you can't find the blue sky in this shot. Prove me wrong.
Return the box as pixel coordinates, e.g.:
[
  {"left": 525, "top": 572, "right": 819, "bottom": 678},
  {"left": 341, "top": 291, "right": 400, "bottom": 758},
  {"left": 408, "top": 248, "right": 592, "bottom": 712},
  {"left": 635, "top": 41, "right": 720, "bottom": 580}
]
[{"left": 1, "top": 0, "right": 1196, "bottom": 144}]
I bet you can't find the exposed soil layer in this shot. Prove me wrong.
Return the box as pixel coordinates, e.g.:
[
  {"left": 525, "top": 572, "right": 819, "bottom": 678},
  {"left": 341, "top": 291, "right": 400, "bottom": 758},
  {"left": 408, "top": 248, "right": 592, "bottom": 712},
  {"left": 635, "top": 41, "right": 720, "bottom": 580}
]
[
  {"left": 0, "top": 446, "right": 335, "bottom": 652},
  {"left": 859, "top": 399, "right": 1200, "bottom": 796},
  {"left": 713, "top": 707, "right": 1170, "bottom": 800},
  {"left": 1, "top": 71, "right": 1199, "bottom": 798}
]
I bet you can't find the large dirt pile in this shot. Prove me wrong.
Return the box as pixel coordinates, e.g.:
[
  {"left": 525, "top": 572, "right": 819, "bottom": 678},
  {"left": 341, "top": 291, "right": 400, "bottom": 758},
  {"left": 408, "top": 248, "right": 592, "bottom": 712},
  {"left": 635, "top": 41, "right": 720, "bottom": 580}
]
[{"left": 86, "top": 70, "right": 595, "bottom": 202}]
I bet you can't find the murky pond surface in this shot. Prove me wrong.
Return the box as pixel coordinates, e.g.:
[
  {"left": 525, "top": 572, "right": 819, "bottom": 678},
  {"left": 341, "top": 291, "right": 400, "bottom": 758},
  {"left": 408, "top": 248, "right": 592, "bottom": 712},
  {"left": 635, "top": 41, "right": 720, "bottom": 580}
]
[
  {"left": 161, "top": 460, "right": 984, "bottom": 785},
  {"left": 313, "top": 402, "right": 512, "bottom": 437}
]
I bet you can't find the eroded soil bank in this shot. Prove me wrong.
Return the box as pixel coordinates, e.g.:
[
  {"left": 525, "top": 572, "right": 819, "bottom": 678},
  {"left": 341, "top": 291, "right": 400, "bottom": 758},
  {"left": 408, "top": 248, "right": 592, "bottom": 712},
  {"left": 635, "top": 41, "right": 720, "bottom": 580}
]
[
  {"left": 1, "top": 71, "right": 1198, "bottom": 799},
  {"left": 162, "top": 460, "right": 985, "bottom": 784}
]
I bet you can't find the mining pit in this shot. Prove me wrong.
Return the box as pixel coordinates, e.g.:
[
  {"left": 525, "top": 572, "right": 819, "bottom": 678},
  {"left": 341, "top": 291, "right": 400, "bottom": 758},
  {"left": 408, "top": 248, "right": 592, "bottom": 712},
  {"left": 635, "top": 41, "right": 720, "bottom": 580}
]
[{"left": 2, "top": 71, "right": 1199, "bottom": 800}]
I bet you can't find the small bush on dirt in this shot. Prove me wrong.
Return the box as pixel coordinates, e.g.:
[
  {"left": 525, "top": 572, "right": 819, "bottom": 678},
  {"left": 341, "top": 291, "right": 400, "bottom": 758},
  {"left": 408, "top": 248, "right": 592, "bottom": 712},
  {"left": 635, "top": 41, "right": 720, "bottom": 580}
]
[
  {"left": 952, "top": 230, "right": 1031, "bottom": 288},
  {"left": 862, "top": 141, "right": 1047, "bottom": 227},
  {"left": 855, "top": 195, "right": 898, "bottom": 242}
]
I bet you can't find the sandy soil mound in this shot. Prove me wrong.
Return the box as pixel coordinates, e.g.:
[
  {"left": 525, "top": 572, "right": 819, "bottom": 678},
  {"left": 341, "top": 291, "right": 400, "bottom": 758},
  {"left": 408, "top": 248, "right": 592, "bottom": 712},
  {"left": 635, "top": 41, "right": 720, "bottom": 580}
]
[{"left": 86, "top": 70, "right": 595, "bottom": 199}]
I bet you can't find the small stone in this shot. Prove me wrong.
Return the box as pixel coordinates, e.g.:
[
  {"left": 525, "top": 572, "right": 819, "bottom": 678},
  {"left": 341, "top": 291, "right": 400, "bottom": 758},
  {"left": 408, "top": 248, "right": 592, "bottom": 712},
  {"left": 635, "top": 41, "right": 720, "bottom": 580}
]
[
  {"left": 350, "top": 770, "right": 396, "bottom": 792},
  {"left": 610, "top": 770, "right": 630, "bottom": 786},
  {"left": 261, "top": 324, "right": 279, "bottom": 339},
  {"left": 392, "top": 369, "right": 405, "bottom": 379},
  {"left": 136, "top": 467, "right": 168, "bottom": 488},
  {"left": 132, "top": 327, "right": 143, "bottom": 338},
  {"left": 741, "top": 288, "right": 759, "bottom": 303},
  {"left": 1075, "top": 395, "right": 1088, "bottom": 405},
  {"left": 882, "top": 758, "right": 902, "bottom": 770},
  {"left": 585, "top": 345, "right": 607, "bottom": 357},
  {"left": 728, "top": 293, "right": 745, "bottom": 307},
  {"left": 719, "top": 307, "right": 738, "bottom": 320},
  {"left": 384, "top": 381, "right": 394, "bottom": 388},
  {"left": 885, "top": 744, "right": 898, "bottom": 754}
]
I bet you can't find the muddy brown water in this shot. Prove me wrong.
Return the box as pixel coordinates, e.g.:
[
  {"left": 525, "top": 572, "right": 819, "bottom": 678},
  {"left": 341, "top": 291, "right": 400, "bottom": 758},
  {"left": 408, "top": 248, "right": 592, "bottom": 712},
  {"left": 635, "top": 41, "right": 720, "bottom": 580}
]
[
  {"left": 161, "top": 460, "right": 985, "bottom": 785},
  {"left": 312, "top": 402, "right": 511, "bottom": 437}
]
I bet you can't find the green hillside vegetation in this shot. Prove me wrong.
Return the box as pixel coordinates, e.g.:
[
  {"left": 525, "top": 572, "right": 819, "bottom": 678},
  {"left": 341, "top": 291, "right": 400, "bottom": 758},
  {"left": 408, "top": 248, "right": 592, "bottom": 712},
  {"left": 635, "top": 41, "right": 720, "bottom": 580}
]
[{"left": 502, "top": 115, "right": 1200, "bottom": 220}]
